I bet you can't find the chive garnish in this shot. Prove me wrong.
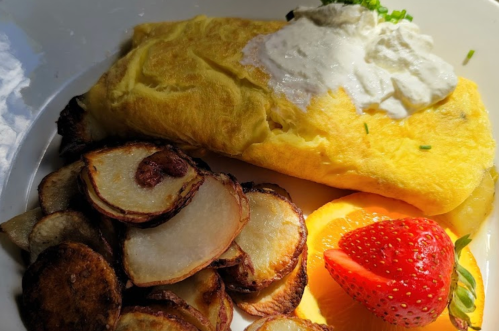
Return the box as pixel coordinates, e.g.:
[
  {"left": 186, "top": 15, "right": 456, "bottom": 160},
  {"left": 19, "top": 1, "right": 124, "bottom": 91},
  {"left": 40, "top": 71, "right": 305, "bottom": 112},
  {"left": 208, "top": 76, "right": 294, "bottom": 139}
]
[
  {"left": 364, "top": 122, "right": 369, "bottom": 134},
  {"left": 419, "top": 145, "right": 432, "bottom": 150},
  {"left": 463, "top": 50, "right": 475, "bottom": 65},
  {"left": 466, "top": 50, "right": 475, "bottom": 60},
  {"left": 319, "top": 0, "right": 412, "bottom": 23}
]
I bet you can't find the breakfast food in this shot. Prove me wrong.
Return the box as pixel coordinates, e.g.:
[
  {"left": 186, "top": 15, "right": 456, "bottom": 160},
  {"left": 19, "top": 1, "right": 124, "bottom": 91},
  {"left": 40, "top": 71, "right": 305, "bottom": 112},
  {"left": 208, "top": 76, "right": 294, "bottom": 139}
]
[
  {"left": 296, "top": 192, "right": 484, "bottom": 331},
  {"left": 245, "top": 315, "right": 332, "bottom": 331},
  {"left": 230, "top": 249, "right": 308, "bottom": 316},
  {"left": 1, "top": 139, "right": 312, "bottom": 330},
  {"left": 324, "top": 218, "right": 473, "bottom": 329},
  {"left": 123, "top": 172, "right": 249, "bottom": 286},
  {"left": 0, "top": 2, "right": 495, "bottom": 331},
  {"left": 58, "top": 4, "right": 495, "bottom": 217},
  {"left": 115, "top": 306, "right": 198, "bottom": 331},
  {"left": 22, "top": 242, "right": 122, "bottom": 331},
  {"left": 222, "top": 185, "right": 306, "bottom": 292}
]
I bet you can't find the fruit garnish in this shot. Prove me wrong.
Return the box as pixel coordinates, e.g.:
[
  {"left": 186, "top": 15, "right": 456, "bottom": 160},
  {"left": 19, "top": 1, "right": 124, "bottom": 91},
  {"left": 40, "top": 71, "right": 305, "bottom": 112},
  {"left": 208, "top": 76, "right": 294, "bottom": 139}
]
[
  {"left": 324, "top": 218, "right": 480, "bottom": 329},
  {"left": 295, "top": 192, "right": 484, "bottom": 331}
]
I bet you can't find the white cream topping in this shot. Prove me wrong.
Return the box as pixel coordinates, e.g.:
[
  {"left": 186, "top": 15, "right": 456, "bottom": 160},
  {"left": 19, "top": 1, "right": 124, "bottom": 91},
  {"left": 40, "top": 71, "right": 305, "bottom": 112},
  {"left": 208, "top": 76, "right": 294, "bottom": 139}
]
[{"left": 241, "top": 4, "right": 458, "bottom": 119}]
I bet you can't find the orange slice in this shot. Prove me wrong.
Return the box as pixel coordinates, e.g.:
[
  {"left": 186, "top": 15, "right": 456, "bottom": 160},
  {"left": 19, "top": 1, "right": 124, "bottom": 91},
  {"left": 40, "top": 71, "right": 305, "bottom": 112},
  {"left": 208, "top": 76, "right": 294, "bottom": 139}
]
[{"left": 295, "top": 192, "right": 484, "bottom": 331}]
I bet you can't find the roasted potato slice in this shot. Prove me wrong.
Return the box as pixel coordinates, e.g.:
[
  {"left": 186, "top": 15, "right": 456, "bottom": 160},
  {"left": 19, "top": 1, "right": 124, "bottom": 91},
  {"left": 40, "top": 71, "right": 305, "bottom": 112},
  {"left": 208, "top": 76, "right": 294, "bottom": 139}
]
[
  {"left": 123, "top": 173, "right": 249, "bottom": 286},
  {"left": 38, "top": 160, "right": 85, "bottom": 214},
  {"left": 219, "top": 292, "right": 234, "bottom": 331},
  {"left": 116, "top": 306, "right": 198, "bottom": 331},
  {"left": 22, "top": 242, "right": 121, "bottom": 331},
  {"left": 0, "top": 207, "right": 42, "bottom": 251},
  {"left": 28, "top": 210, "right": 112, "bottom": 263},
  {"left": 210, "top": 241, "right": 247, "bottom": 269},
  {"left": 80, "top": 168, "right": 153, "bottom": 224},
  {"left": 244, "top": 315, "right": 332, "bottom": 331},
  {"left": 147, "top": 289, "right": 214, "bottom": 331},
  {"left": 243, "top": 182, "right": 292, "bottom": 201},
  {"left": 84, "top": 143, "right": 203, "bottom": 216},
  {"left": 57, "top": 95, "right": 107, "bottom": 159},
  {"left": 223, "top": 186, "right": 306, "bottom": 292},
  {"left": 153, "top": 269, "right": 229, "bottom": 331},
  {"left": 230, "top": 248, "right": 307, "bottom": 316}
]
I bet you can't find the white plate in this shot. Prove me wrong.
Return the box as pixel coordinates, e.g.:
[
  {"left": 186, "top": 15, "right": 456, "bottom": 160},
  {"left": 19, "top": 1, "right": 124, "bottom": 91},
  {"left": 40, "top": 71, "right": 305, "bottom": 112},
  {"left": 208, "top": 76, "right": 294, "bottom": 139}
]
[{"left": 1, "top": 0, "right": 498, "bottom": 330}]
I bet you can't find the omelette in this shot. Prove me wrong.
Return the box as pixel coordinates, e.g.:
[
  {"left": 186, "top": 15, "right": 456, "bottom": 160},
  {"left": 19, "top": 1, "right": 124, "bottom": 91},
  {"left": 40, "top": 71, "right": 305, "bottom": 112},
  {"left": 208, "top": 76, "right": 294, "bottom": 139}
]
[{"left": 69, "top": 15, "right": 495, "bottom": 216}]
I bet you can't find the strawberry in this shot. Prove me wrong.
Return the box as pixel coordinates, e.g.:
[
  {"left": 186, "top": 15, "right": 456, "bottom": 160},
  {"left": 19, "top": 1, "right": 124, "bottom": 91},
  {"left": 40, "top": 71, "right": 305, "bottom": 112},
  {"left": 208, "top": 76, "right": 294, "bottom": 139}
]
[{"left": 324, "top": 217, "right": 479, "bottom": 330}]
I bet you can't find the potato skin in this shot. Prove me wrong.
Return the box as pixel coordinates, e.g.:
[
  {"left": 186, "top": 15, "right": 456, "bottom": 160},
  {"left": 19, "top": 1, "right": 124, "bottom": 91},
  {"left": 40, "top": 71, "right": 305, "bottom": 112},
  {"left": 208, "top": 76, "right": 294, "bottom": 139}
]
[{"left": 22, "top": 242, "right": 122, "bottom": 331}]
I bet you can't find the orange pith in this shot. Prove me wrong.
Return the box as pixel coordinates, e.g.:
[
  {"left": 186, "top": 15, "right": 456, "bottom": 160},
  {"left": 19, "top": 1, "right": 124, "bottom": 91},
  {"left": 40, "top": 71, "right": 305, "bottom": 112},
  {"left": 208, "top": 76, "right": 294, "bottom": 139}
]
[{"left": 295, "top": 192, "right": 484, "bottom": 331}]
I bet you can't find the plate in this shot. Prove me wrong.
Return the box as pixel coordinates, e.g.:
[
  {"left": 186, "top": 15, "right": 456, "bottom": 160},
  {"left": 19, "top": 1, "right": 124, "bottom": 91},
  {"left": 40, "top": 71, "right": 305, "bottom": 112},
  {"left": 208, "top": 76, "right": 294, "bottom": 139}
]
[{"left": 1, "top": 0, "right": 498, "bottom": 330}]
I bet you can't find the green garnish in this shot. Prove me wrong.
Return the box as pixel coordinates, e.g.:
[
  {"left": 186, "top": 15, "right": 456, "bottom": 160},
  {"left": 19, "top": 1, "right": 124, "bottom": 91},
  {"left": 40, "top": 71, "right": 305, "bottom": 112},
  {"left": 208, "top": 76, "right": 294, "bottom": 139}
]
[
  {"left": 419, "top": 145, "right": 432, "bottom": 150},
  {"left": 463, "top": 50, "right": 476, "bottom": 65},
  {"left": 467, "top": 50, "right": 475, "bottom": 60},
  {"left": 448, "top": 235, "right": 482, "bottom": 331},
  {"left": 364, "top": 122, "right": 369, "bottom": 134},
  {"left": 320, "top": 0, "right": 412, "bottom": 23}
]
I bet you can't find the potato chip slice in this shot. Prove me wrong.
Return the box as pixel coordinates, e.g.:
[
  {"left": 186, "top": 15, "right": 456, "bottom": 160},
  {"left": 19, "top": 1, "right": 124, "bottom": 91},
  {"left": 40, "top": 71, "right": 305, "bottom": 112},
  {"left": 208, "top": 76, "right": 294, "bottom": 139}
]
[
  {"left": 123, "top": 173, "right": 249, "bottom": 286},
  {"left": 153, "top": 269, "right": 229, "bottom": 331},
  {"left": 22, "top": 242, "right": 121, "bottom": 331},
  {"left": 29, "top": 210, "right": 112, "bottom": 263},
  {"left": 81, "top": 168, "right": 153, "bottom": 224},
  {"left": 223, "top": 186, "right": 306, "bottom": 292},
  {"left": 219, "top": 292, "right": 234, "bottom": 331},
  {"left": 85, "top": 143, "right": 203, "bottom": 215},
  {"left": 38, "top": 160, "right": 85, "bottom": 214},
  {"left": 0, "top": 207, "right": 43, "bottom": 251},
  {"left": 57, "top": 95, "right": 107, "bottom": 158},
  {"left": 230, "top": 247, "right": 307, "bottom": 316},
  {"left": 210, "top": 242, "right": 247, "bottom": 269},
  {"left": 116, "top": 306, "right": 197, "bottom": 331},
  {"left": 245, "top": 315, "right": 332, "bottom": 331},
  {"left": 147, "top": 289, "right": 214, "bottom": 331}
]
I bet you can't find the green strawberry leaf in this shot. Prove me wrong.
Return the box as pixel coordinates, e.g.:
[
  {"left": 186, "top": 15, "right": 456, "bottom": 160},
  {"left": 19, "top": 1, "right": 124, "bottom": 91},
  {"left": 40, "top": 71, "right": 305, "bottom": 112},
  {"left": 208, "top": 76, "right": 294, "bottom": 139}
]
[
  {"left": 455, "top": 286, "right": 476, "bottom": 313},
  {"left": 457, "top": 263, "right": 477, "bottom": 298},
  {"left": 448, "top": 234, "right": 481, "bottom": 331},
  {"left": 454, "top": 234, "right": 472, "bottom": 258}
]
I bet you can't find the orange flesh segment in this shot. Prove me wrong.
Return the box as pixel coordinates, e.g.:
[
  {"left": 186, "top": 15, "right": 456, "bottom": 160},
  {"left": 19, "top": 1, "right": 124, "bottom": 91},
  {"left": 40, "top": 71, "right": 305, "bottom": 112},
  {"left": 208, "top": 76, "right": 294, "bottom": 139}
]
[{"left": 296, "top": 192, "right": 484, "bottom": 331}]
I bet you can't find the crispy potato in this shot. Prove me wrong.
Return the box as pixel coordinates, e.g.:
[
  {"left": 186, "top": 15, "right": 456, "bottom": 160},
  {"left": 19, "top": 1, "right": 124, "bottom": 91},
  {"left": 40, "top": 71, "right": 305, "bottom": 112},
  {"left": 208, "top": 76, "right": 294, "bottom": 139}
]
[
  {"left": 123, "top": 173, "right": 249, "bottom": 286},
  {"left": 22, "top": 242, "right": 121, "bottom": 331},
  {"left": 57, "top": 95, "right": 107, "bottom": 159},
  {"left": 245, "top": 317, "right": 267, "bottom": 331},
  {"left": 38, "top": 160, "right": 85, "bottom": 214},
  {"left": 153, "top": 269, "right": 228, "bottom": 331},
  {"left": 223, "top": 186, "right": 306, "bottom": 292},
  {"left": 244, "top": 315, "right": 332, "bottom": 331},
  {"left": 230, "top": 248, "right": 307, "bottom": 316},
  {"left": 147, "top": 289, "right": 214, "bottom": 331},
  {"left": 0, "top": 207, "right": 42, "bottom": 251},
  {"left": 80, "top": 168, "right": 154, "bottom": 223},
  {"left": 116, "top": 306, "right": 198, "bottom": 331},
  {"left": 243, "top": 182, "right": 292, "bottom": 201},
  {"left": 210, "top": 242, "right": 247, "bottom": 269},
  {"left": 84, "top": 143, "right": 203, "bottom": 216},
  {"left": 28, "top": 210, "right": 112, "bottom": 263},
  {"left": 219, "top": 292, "right": 234, "bottom": 331}
]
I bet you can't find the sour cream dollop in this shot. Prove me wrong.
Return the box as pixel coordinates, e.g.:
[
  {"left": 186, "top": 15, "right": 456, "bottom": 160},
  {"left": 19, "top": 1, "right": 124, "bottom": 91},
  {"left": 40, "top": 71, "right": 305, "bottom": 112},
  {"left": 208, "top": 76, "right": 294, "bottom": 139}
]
[{"left": 241, "top": 4, "right": 458, "bottom": 119}]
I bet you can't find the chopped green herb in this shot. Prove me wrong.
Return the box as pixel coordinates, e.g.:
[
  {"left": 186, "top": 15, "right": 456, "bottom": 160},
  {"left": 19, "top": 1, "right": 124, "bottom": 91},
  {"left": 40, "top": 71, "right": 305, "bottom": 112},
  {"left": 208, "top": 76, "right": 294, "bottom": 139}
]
[
  {"left": 319, "top": 0, "right": 412, "bottom": 23},
  {"left": 364, "top": 122, "right": 369, "bottom": 134},
  {"left": 419, "top": 145, "right": 432, "bottom": 150},
  {"left": 466, "top": 50, "right": 475, "bottom": 60},
  {"left": 377, "top": 6, "right": 388, "bottom": 14}
]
